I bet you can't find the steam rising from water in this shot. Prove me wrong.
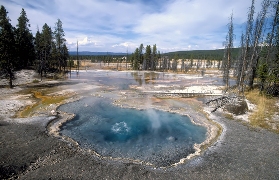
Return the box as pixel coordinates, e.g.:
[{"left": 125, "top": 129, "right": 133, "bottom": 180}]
[
  {"left": 59, "top": 97, "right": 206, "bottom": 167},
  {"left": 147, "top": 108, "right": 161, "bottom": 129}
]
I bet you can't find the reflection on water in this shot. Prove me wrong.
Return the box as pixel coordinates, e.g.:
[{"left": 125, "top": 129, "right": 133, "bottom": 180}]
[
  {"left": 68, "top": 70, "right": 227, "bottom": 91},
  {"left": 59, "top": 70, "right": 226, "bottom": 167},
  {"left": 131, "top": 71, "right": 161, "bottom": 85}
]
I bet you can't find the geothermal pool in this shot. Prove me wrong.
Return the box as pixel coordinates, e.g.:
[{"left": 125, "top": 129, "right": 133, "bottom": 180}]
[
  {"left": 69, "top": 70, "right": 227, "bottom": 90},
  {"left": 59, "top": 97, "right": 207, "bottom": 167},
  {"left": 56, "top": 70, "right": 220, "bottom": 167}
]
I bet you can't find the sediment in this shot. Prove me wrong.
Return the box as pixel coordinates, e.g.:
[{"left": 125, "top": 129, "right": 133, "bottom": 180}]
[
  {"left": 1, "top": 70, "right": 279, "bottom": 179},
  {"left": 1, "top": 102, "right": 279, "bottom": 179}
]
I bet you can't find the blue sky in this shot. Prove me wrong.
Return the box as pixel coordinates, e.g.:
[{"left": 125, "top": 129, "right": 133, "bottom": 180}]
[{"left": 2, "top": 0, "right": 263, "bottom": 52}]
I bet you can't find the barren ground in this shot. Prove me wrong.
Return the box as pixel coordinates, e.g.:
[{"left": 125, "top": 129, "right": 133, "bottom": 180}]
[{"left": 0, "top": 67, "right": 279, "bottom": 179}]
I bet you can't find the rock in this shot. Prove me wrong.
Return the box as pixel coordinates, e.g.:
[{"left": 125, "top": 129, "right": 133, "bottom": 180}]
[
  {"left": 224, "top": 99, "right": 248, "bottom": 115},
  {"left": 51, "top": 110, "right": 57, "bottom": 115}
]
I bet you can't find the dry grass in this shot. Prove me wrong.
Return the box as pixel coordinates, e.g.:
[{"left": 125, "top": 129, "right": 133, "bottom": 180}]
[{"left": 245, "top": 89, "right": 279, "bottom": 133}]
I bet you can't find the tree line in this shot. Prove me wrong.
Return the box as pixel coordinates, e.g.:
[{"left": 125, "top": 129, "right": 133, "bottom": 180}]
[
  {"left": 129, "top": 43, "right": 224, "bottom": 72},
  {"left": 130, "top": 44, "right": 160, "bottom": 71},
  {"left": 223, "top": 0, "right": 279, "bottom": 96},
  {"left": 0, "top": 5, "right": 69, "bottom": 88},
  {"left": 166, "top": 49, "right": 240, "bottom": 61},
  {"left": 127, "top": 0, "right": 278, "bottom": 96}
]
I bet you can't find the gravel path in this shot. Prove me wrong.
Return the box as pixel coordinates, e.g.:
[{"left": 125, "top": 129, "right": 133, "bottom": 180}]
[{"left": 1, "top": 108, "right": 279, "bottom": 179}]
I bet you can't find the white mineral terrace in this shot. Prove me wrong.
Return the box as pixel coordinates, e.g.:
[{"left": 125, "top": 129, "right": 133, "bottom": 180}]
[{"left": 142, "top": 85, "right": 223, "bottom": 96}]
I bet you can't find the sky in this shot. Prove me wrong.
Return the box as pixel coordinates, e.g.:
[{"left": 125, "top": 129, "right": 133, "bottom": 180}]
[{"left": 1, "top": 0, "right": 263, "bottom": 53}]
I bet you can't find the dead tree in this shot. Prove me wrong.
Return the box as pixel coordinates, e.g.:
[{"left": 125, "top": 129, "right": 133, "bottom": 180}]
[
  {"left": 205, "top": 95, "right": 239, "bottom": 113},
  {"left": 265, "top": 0, "right": 279, "bottom": 64},
  {"left": 235, "top": 33, "right": 245, "bottom": 86},
  {"left": 223, "top": 13, "right": 234, "bottom": 89},
  {"left": 247, "top": 0, "right": 270, "bottom": 89},
  {"left": 237, "top": 0, "right": 255, "bottom": 94}
]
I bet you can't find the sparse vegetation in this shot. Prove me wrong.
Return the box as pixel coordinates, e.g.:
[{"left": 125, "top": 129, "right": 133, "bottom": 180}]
[{"left": 246, "top": 89, "right": 279, "bottom": 133}]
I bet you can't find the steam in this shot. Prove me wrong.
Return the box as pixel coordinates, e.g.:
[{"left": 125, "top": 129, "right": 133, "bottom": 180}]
[
  {"left": 145, "top": 97, "right": 161, "bottom": 130},
  {"left": 59, "top": 96, "right": 207, "bottom": 167},
  {"left": 146, "top": 108, "right": 161, "bottom": 129}
]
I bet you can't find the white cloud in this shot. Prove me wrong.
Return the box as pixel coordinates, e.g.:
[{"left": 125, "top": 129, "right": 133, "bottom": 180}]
[
  {"left": 112, "top": 42, "right": 130, "bottom": 48},
  {"left": 132, "top": 0, "right": 262, "bottom": 51},
  {"left": 1, "top": 0, "right": 263, "bottom": 52}
]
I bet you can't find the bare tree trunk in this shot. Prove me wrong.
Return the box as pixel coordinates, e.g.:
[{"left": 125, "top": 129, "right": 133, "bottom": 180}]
[
  {"left": 69, "top": 58, "right": 72, "bottom": 78},
  {"left": 223, "top": 13, "right": 234, "bottom": 88},
  {"left": 266, "top": 0, "right": 279, "bottom": 63},
  {"left": 247, "top": 0, "right": 270, "bottom": 89},
  {"left": 237, "top": 0, "right": 255, "bottom": 93},
  {"left": 8, "top": 69, "right": 13, "bottom": 88},
  {"left": 126, "top": 50, "right": 128, "bottom": 70}
]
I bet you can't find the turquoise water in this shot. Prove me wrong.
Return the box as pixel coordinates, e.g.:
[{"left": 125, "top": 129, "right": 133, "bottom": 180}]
[{"left": 59, "top": 97, "right": 207, "bottom": 167}]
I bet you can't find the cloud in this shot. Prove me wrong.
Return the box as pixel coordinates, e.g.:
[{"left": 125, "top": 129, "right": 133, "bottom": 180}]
[
  {"left": 132, "top": 0, "right": 262, "bottom": 51},
  {"left": 1, "top": 0, "right": 263, "bottom": 52}
]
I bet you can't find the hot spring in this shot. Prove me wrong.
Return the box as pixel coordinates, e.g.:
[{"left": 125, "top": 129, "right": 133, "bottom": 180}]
[{"left": 58, "top": 97, "right": 207, "bottom": 167}]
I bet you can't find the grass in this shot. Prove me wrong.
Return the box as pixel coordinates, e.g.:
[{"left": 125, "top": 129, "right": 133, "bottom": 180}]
[{"left": 245, "top": 89, "right": 279, "bottom": 133}]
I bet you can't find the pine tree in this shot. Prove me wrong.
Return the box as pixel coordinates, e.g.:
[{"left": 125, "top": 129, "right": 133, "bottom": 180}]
[
  {"left": 133, "top": 48, "right": 140, "bottom": 70},
  {"left": 0, "top": 5, "right": 17, "bottom": 88},
  {"left": 15, "top": 8, "right": 35, "bottom": 68},
  {"left": 39, "top": 23, "right": 52, "bottom": 79},
  {"left": 158, "top": 51, "right": 161, "bottom": 71},
  {"left": 51, "top": 41, "right": 58, "bottom": 70},
  {"left": 61, "top": 43, "right": 69, "bottom": 72},
  {"left": 151, "top": 44, "right": 157, "bottom": 71},
  {"left": 181, "top": 58, "right": 185, "bottom": 72},
  {"left": 53, "top": 19, "right": 66, "bottom": 72},
  {"left": 190, "top": 54, "right": 194, "bottom": 68},
  {"left": 35, "top": 29, "right": 43, "bottom": 78},
  {"left": 139, "top": 44, "right": 144, "bottom": 67},
  {"left": 144, "top": 45, "right": 151, "bottom": 70},
  {"left": 130, "top": 53, "right": 135, "bottom": 69},
  {"left": 172, "top": 53, "right": 179, "bottom": 72},
  {"left": 257, "top": 62, "right": 268, "bottom": 92}
]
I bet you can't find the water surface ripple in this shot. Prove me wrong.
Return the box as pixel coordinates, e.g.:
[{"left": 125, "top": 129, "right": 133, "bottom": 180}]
[{"left": 59, "top": 97, "right": 207, "bottom": 167}]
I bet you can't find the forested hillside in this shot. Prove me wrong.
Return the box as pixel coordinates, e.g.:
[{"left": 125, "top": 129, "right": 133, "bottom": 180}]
[{"left": 0, "top": 5, "right": 69, "bottom": 88}]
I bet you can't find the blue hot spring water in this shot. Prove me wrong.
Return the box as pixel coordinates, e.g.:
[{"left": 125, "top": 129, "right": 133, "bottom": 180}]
[{"left": 59, "top": 97, "right": 207, "bottom": 167}]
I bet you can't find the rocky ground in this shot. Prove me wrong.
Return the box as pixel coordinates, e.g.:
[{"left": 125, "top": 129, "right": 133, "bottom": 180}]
[{"left": 0, "top": 69, "right": 279, "bottom": 179}]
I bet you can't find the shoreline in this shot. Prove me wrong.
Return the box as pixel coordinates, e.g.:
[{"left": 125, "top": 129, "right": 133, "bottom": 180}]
[
  {"left": 1, "top": 69, "right": 279, "bottom": 179},
  {"left": 48, "top": 94, "right": 222, "bottom": 168}
]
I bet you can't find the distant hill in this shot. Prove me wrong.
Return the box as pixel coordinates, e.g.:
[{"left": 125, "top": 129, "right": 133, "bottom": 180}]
[
  {"left": 69, "top": 51, "right": 128, "bottom": 56},
  {"left": 165, "top": 48, "right": 240, "bottom": 60},
  {"left": 69, "top": 48, "right": 241, "bottom": 60}
]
